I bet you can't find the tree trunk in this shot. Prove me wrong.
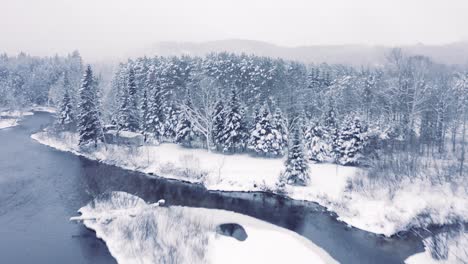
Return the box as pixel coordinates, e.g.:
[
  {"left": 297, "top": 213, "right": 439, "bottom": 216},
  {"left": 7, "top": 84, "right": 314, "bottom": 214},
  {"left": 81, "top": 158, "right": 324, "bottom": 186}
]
[
  {"left": 452, "top": 125, "right": 457, "bottom": 152},
  {"left": 460, "top": 113, "right": 466, "bottom": 177}
]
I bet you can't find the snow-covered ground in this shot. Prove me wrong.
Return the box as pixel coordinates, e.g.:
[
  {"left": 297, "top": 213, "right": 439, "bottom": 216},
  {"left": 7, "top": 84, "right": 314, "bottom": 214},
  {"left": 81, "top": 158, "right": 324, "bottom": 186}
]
[
  {"left": 71, "top": 191, "right": 337, "bottom": 264},
  {"left": 32, "top": 130, "right": 468, "bottom": 236},
  {"left": 0, "top": 110, "right": 34, "bottom": 129},
  {"left": 28, "top": 105, "right": 56, "bottom": 113},
  {"left": 405, "top": 229, "right": 467, "bottom": 264},
  {"left": 0, "top": 118, "right": 18, "bottom": 129}
]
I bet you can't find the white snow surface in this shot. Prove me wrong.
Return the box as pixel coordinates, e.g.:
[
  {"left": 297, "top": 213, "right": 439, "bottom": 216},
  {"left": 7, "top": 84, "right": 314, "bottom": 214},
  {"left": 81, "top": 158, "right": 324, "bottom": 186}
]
[
  {"left": 0, "top": 107, "right": 55, "bottom": 129},
  {"left": 0, "top": 110, "right": 34, "bottom": 118},
  {"left": 0, "top": 109, "right": 34, "bottom": 129},
  {"left": 0, "top": 118, "right": 18, "bottom": 129},
  {"left": 71, "top": 191, "right": 337, "bottom": 264},
  {"left": 29, "top": 105, "right": 56, "bottom": 113},
  {"left": 33, "top": 131, "right": 468, "bottom": 236}
]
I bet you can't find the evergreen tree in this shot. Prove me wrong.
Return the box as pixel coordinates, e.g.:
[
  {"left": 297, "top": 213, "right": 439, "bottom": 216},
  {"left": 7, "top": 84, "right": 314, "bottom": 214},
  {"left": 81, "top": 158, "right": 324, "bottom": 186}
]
[
  {"left": 146, "top": 75, "right": 166, "bottom": 140},
  {"left": 247, "top": 104, "right": 280, "bottom": 156},
  {"left": 220, "top": 89, "right": 247, "bottom": 152},
  {"left": 323, "top": 105, "right": 339, "bottom": 161},
  {"left": 283, "top": 127, "right": 309, "bottom": 186},
  {"left": 212, "top": 100, "right": 225, "bottom": 150},
  {"left": 335, "top": 116, "right": 368, "bottom": 165},
  {"left": 141, "top": 88, "right": 150, "bottom": 140},
  {"left": 78, "top": 65, "right": 102, "bottom": 147},
  {"left": 304, "top": 122, "right": 330, "bottom": 162},
  {"left": 57, "top": 88, "right": 75, "bottom": 131},
  {"left": 117, "top": 67, "right": 140, "bottom": 132},
  {"left": 175, "top": 98, "right": 195, "bottom": 146},
  {"left": 163, "top": 104, "right": 179, "bottom": 140},
  {"left": 108, "top": 64, "right": 127, "bottom": 125},
  {"left": 271, "top": 107, "right": 288, "bottom": 155}
]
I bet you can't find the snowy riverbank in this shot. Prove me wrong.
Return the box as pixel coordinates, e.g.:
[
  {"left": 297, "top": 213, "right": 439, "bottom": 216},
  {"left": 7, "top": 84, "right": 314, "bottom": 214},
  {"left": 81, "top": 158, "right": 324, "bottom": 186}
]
[
  {"left": 0, "top": 110, "right": 33, "bottom": 129},
  {"left": 32, "top": 130, "right": 468, "bottom": 237},
  {"left": 405, "top": 228, "right": 467, "bottom": 264},
  {"left": 71, "top": 191, "right": 338, "bottom": 264},
  {"left": 0, "top": 106, "right": 55, "bottom": 130}
]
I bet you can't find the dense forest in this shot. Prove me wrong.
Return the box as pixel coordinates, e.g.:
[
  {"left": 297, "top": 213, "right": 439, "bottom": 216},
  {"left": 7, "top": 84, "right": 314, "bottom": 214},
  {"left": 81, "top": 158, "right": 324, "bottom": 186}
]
[
  {"left": 1, "top": 50, "right": 467, "bottom": 182},
  {"left": 0, "top": 51, "right": 83, "bottom": 108}
]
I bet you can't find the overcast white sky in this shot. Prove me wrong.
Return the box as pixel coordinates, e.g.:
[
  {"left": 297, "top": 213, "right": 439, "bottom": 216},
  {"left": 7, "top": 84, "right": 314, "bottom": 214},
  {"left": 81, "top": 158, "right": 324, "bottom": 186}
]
[{"left": 1, "top": 0, "right": 467, "bottom": 59}]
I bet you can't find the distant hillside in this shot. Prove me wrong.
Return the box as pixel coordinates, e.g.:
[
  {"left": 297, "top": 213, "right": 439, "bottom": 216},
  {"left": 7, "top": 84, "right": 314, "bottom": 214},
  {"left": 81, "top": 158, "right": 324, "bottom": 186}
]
[{"left": 130, "top": 39, "right": 468, "bottom": 66}]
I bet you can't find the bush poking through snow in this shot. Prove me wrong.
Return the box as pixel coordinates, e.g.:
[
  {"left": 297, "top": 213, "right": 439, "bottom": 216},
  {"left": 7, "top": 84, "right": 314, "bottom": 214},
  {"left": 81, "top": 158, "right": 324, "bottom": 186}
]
[{"left": 405, "top": 226, "right": 468, "bottom": 264}]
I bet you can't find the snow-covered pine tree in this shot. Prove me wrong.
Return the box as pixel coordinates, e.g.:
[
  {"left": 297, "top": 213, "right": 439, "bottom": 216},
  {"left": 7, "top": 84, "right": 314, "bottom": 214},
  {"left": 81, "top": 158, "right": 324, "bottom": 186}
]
[
  {"left": 283, "top": 127, "right": 309, "bottom": 186},
  {"left": 212, "top": 100, "right": 225, "bottom": 150},
  {"left": 323, "top": 105, "right": 339, "bottom": 161},
  {"left": 127, "top": 67, "right": 140, "bottom": 131},
  {"left": 247, "top": 104, "right": 276, "bottom": 156},
  {"left": 175, "top": 98, "right": 195, "bottom": 146},
  {"left": 220, "top": 89, "right": 247, "bottom": 153},
  {"left": 271, "top": 107, "right": 288, "bottom": 156},
  {"left": 335, "top": 116, "right": 368, "bottom": 165},
  {"left": 146, "top": 67, "right": 166, "bottom": 141},
  {"left": 117, "top": 67, "right": 140, "bottom": 132},
  {"left": 304, "top": 122, "right": 330, "bottom": 162},
  {"left": 77, "top": 65, "right": 102, "bottom": 147},
  {"left": 57, "top": 87, "right": 75, "bottom": 131},
  {"left": 107, "top": 64, "right": 127, "bottom": 125},
  {"left": 163, "top": 104, "right": 179, "bottom": 140},
  {"left": 140, "top": 87, "right": 150, "bottom": 140}
]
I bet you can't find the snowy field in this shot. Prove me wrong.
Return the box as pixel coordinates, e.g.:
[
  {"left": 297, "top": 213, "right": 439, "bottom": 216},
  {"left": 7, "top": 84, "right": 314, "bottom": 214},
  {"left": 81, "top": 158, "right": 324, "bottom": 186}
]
[
  {"left": 71, "top": 191, "right": 337, "bottom": 264},
  {"left": 28, "top": 105, "right": 56, "bottom": 113},
  {"left": 0, "top": 118, "right": 18, "bottom": 129},
  {"left": 32, "top": 130, "right": 468, "bottom": 237}
]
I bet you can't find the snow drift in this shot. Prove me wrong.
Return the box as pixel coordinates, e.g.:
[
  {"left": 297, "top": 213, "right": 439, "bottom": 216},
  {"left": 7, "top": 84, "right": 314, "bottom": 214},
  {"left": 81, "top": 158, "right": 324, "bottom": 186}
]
[{"left": 71, "top": 191, "right": 337, "bottom": 264}]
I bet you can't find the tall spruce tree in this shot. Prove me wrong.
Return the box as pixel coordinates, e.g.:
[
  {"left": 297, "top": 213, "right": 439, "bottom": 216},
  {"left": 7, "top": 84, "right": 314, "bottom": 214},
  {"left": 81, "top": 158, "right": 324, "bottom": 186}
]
[
  {"left": 146, "top": 73, "right": 166, "bottom": 140},
  {"left": 57, "top": 87, "right": 75, "bottom": 131},
  {"left": 78, "top": 65, "right": 102, "bottom": 147},
  {"left": 335, "top": 116, "right": 368, "bottom": 165},
  {"left": 304, "top": 122, "right": 330, "bottom": 162},
  {"left": 117, "top": 67, "right": 140, "bottom": 132},
  {"left": 283, "top": 127, "right": 309, "bottom": 186},
  {"left": 271, "top": 107, "right": 287, "bottom": 155},
  {"left": 141, "top": 87, "right": 150, "bottom": 140},
  {"left": 163, "top": 104, "right": 179, "bottom": 140},
  {"left": 247, "top": 104, "right": 277, "bottom": 156},
  {"left": 220, "top": 89, "right": 247, "bottom": 152},
  {"left": 175, "top": 98, "right": 195, "bottom": 146},
  {"left": 212, "top": 100, "right": 225, "bottom": 150},
  {"left": 323, "top": 105, "right": 339, "bottom": 161}
]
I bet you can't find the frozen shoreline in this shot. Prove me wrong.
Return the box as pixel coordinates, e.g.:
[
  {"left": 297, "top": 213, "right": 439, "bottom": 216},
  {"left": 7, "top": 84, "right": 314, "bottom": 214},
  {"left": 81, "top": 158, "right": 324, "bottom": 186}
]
[
  {"left": 71, "top": 191, "right": 338, "bottom": 264},
  {"left": 31, "top": 130, "right": 468, "bottom": 237},
  {"left": 0, "top": 107, "right": 55, "bottom": 130}
]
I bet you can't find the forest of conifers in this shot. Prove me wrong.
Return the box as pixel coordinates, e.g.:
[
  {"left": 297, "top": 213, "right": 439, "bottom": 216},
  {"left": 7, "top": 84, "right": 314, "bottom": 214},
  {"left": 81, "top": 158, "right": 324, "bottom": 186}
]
[{"left": 1, "top": 50, "right": 467, "bottom": 175}]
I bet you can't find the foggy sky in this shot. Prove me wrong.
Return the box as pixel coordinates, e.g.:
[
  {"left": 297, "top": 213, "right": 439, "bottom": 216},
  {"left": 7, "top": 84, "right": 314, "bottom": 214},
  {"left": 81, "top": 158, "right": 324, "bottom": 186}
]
[{"left": 1, "top": 0, "right": 468, "bottom": 59}]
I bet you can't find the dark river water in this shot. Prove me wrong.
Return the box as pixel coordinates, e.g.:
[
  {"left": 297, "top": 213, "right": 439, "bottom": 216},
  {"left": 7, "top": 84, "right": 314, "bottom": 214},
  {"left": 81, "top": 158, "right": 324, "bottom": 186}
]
[{"left": 0, "top": 112, "right": 427, "bottom": 264}]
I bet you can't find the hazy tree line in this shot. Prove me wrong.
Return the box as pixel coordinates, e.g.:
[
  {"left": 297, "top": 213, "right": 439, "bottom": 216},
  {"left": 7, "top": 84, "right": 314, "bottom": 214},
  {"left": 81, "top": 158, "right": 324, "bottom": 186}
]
[
  {"left": 97, "top": 51, "right": 464, "bottom": 161},
  {"left": 0, "top": 51, "right": 83, "bottom": 109},
  {"left": 1, "top": 49, "right": 466, "bottom": 184}
]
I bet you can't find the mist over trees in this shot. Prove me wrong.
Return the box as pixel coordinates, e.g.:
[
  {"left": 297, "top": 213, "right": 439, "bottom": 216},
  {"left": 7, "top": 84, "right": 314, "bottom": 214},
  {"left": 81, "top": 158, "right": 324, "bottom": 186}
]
[
  {"left": 0, "top": 51, "right": 83, "bottom": 109},
  {"left": 1, "top": 49, "right": 467, "bottom": 178}
]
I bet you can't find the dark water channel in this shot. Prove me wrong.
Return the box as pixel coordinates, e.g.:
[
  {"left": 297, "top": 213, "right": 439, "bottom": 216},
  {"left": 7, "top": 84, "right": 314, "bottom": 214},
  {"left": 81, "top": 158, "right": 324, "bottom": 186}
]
[{"left": 0, "top": 112, "right": 432, "bottom": 264}]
